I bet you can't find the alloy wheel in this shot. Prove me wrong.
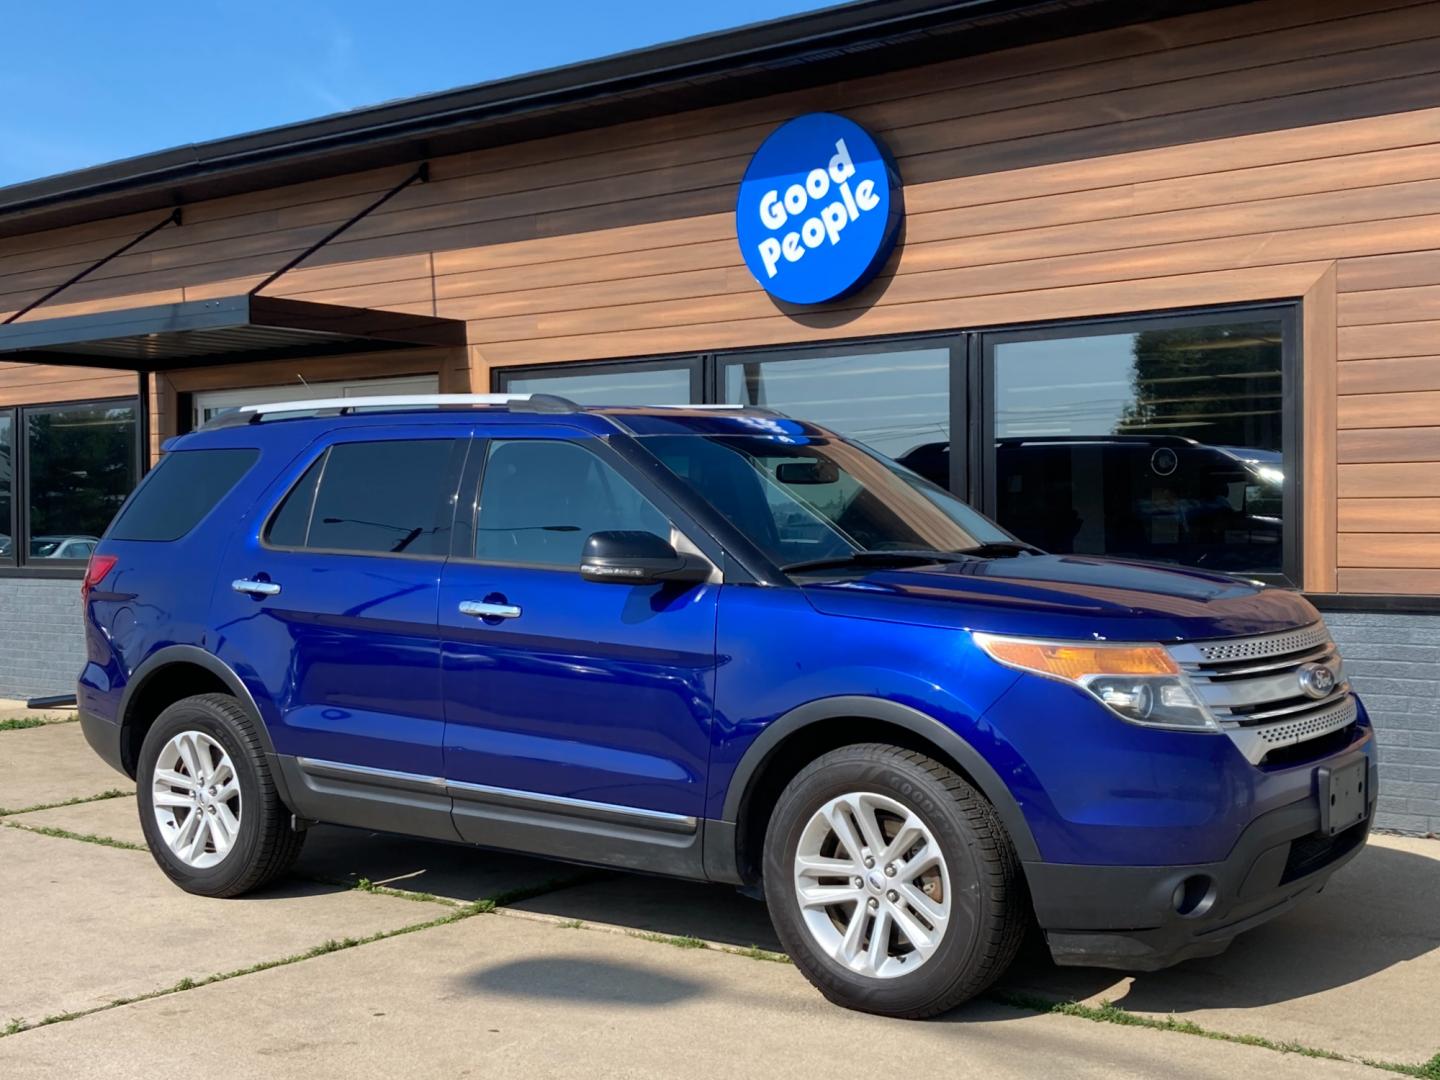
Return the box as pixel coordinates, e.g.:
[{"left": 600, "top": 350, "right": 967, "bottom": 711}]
[
  {"left": 150, "top": 730, "right": 242, "bottom": 869},
  {"left": 792, "top": 791, "right": 951, "bottom": 979}
]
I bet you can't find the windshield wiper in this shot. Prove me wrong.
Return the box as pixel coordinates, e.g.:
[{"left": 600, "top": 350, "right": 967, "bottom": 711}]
[
  {"left": 950, "top": 540, "right": 1043, "bottom": 558},
  {"left": 781, "top": 549, "right": 977, "bottom": 574}
]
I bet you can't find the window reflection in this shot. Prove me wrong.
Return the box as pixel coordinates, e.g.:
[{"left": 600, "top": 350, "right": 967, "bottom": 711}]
[
  {"left": 506, "top": 366, "right": 694, "bottom": 405},
  {"left": 723, "top": 348, "right": 949, "bottom": 461},
  {"left": 0, "top": 413, "right": 12, "bottom": 560},
  {"left": 991, "top": 319, "right": 1285, "bottom": 575},
  {"left": 25, "top": 401, "right": 137, "bottom": 561}
]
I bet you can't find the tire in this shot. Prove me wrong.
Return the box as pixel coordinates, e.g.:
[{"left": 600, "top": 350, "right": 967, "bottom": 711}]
[
  {"left": 762, "top": 743, "right": 1026, "bottom": 1018},
  {"left": 136, "top": 692, "right": 305, "bottom": 898}
]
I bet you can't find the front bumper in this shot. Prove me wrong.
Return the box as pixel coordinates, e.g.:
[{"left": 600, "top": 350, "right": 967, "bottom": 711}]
[{"left": 1025, "top": 753, "right": 1377, "bottom": 971}]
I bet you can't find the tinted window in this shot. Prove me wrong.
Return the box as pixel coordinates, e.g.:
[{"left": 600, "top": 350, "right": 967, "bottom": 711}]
[
  {"left": 25, "top": 401, "right": 138, "bottom": 560},
  {"left": 269, "top": 439, "right": 465, "bottom": 556},
  {"left": 990, "top": 316, "right": 1286, "bottom": 576},
  {"left": 475, "top": 439, "right": 669, "bottom": 566},
  {"left": 110, "top": 449, "right": 259, "bottom": 542},
  {"left": 265, "top": 456, "right": 324, "bottom": 548}
]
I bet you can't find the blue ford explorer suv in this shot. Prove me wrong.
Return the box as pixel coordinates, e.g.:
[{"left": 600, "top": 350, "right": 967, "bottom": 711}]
[{"left": 77, "top": 394, "right": 1375, "bottom": 1018}]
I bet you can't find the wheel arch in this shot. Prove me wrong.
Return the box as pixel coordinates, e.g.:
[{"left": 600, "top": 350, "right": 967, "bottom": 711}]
[
  {"left": 717, "top": 696, "right": 1039, "bottom": 884},
  {"left": 118, "top": 646, "right": 291, "bottom": 803}
]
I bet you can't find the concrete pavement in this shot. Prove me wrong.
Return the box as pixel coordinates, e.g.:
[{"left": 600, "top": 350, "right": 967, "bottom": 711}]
[
  {"left": 2, "top": 718, "right": 1437, "bottom": 1077},
  {"left": 0, "top": 909, "right": 1394, "bottom": 1080}
]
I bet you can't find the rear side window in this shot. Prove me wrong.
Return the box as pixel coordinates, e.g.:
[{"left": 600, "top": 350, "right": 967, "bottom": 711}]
[
  {"left": 109, "top": 448, "right": 259, "bottom": 542},
  {"left": 265, "top": 439, "right": 466, "bottom": 557}
]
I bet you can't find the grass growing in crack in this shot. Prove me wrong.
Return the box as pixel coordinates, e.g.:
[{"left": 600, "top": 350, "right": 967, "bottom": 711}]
[
  {"left": 992, "top": 991, "right": 1440, "bottom": 1077},
  {"left": 630, "top": 931, "right": 707, "bottom": 950},
  {"left": 0, "top": 891, "right": 513, "bottom": 1038},
  {"left": 350, "top": 876, "right": 460, "bottom": 907},
  {"left": 557, "top": 919, "right": 585, "bottom": 929},
  {"left": 0, "top": 715, "right": 75, "bottom": 732},
  {"left": 0, "top": 788, "right": 130, "bottom": 818},
  {"left": 3, "top": 821, "right": 144, "bottom": 851},
  {"left": 727, "top": 944, "right": 791, "bottom": 964}
]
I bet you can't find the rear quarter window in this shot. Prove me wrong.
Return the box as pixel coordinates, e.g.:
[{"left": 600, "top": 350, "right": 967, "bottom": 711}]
[{"left": 109, "top": 448, "right": 260, "bottom": 542}]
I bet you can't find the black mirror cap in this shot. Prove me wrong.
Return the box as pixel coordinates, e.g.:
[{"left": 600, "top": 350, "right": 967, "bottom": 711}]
[{"left": 580, "top": 530, "right": 709, "bottom": 585}]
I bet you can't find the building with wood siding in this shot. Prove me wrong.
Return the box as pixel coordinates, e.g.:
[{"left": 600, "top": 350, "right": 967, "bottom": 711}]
[{"left": 0, "top": 0, "right": 1437, "bottom": 831}]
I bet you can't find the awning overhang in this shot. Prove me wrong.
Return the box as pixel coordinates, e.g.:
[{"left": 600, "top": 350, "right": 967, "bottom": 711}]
[{"left": 0, "top": 295, "right": 467, "bottom": 372}]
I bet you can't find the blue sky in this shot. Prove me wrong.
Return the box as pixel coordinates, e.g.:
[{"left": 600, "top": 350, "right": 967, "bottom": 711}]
[{"left": 0, "top": 0, "right": 838, "bottom": 189}]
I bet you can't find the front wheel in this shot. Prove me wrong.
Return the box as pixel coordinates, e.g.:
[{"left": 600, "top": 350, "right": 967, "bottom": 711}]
[
  {"left": 136, "top": 693, "right": 305, "bottom": 897},
  {"left": 763, "top": 743, "right": 1026, "bottom": 1018}
]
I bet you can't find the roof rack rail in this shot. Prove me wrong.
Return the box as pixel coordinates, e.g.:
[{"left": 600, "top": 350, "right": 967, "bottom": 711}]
[{"left": 198, "top": 392, "right": 580, "bottom": 429}]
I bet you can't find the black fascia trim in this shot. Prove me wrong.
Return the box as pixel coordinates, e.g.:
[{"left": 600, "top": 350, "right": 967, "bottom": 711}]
[
  {"left": 0, "top": 295, "right": 466, "bottom": 372},
  {"left": 1306, "top": 593, "right": 1440, "bottom": 616}
]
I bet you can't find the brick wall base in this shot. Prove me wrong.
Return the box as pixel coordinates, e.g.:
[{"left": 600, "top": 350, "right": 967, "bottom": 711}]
[{"left": 0, "top": 578, "right": 85, "bottom": 700}]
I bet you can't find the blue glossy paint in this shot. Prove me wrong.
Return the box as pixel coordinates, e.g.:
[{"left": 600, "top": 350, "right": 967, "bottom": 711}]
[
  {"left": 81, "top": 404, "right": 1373, "bottom": 885},
  {"left": 735, "top": 112, "right": 902, "bottom": 305}
]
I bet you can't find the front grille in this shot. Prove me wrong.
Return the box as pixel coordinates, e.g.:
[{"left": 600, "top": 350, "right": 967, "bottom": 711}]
[{"left": 1168, "top": 623, "right": 1356, "bottom": 765}]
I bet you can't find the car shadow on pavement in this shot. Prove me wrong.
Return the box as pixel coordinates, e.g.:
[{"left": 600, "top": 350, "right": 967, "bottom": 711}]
[
  {"left": 290, "top": 826, "right": 1438, "bottom": 1021},
  {"left": 462, "top": 955, "right": 707, "bottom": 1007}
]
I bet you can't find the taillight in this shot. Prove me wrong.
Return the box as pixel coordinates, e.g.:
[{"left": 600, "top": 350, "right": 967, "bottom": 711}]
[{"left": 82, "top": 554, "right": 118, "bottom": 601}]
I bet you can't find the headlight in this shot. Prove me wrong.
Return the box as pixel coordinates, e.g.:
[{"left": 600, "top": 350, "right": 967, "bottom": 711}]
[{"left": 973, "top": 633, "right": 1218, "bottom": 731}]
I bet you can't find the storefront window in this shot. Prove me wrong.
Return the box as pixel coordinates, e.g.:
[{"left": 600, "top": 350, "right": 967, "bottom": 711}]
[
  {"left": 24, "top": 400, "right": 138, "bottom": 563},
  {"left": 502, "top": 361, "right": 699, "bottom": 405},
  {"left": 986, "top": 312, "right": 1289, "bottom": 577},
  {"left": 0, "top": 412, "right": 13, "bottom": 563},
  {"left": 721, "top": 345, "right": 951, "bottom": 464}
]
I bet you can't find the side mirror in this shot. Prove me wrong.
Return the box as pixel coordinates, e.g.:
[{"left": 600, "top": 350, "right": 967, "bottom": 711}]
[{"left": 580, "top": 530, "right": 710, "bottom": 586}]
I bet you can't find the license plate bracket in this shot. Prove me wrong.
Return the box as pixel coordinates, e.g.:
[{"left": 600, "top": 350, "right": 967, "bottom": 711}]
[{"left": 1318, "top": 757, "right": 1368, "bottom": 836}]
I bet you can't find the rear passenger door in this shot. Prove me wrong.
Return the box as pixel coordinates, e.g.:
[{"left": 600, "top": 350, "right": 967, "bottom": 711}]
[
  {"left": 437, "top": 426, "right": 720, "bottom": 870},
  {"left": 213, "top": 425, "right": 469, "bottom": 784}
]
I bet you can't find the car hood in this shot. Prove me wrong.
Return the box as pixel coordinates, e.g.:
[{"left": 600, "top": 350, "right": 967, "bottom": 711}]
[{"left": 800, "top": 554, "right": 1318, "bottom": 642}]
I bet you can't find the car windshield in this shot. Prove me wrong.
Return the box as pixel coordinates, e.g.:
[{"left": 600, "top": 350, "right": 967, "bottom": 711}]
[{"left": 640, "top": 433, "right": 1016, "bottom": 572}]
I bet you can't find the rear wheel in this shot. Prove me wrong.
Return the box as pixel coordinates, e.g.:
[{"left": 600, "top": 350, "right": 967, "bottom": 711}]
[
  {"left": 763, "top": 743, "right": 1025, "bottom": 1018},
  {"left": 136, "top": 693, "right": 304, "bottom": 897}
]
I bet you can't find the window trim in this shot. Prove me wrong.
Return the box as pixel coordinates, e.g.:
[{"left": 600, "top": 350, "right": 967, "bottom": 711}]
[{"left": 0, "top": 395, "right": 142, "bottom": 577}]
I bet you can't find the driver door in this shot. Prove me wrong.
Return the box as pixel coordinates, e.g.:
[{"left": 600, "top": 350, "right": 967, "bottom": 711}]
[{"left": 437, "top": 426, "right": 720, "bottom": 870}]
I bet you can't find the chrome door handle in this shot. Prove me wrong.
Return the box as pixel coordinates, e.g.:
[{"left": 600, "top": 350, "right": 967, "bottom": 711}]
[
  {"left": 459, "top": 600, "right": 521, "bottom": 620},
  {"left": 232, "top": 578, "right": 281, "bottom": 597}
]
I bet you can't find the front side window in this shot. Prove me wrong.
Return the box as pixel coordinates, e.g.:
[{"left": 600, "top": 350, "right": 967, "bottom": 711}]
[
  {"left": 988, "top": 312, "right": 1290, "bottom": 578},
  {"left": 644, "top": 434, "right": 1010, "bottom": 572},
  {"left": 265, "top": 439, "right": 466, "bottom": 557},
  {"left": 25, "top": 400, "right": 138, "bottom": 563},
  {"left": 474, "top": 439, "right": 669, "bottom": 566}
]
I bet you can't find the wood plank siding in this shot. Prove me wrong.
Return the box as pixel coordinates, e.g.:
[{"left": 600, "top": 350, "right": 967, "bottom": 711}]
[{"left": 2, "top": 0, "right": 1439, "bottom": 593}]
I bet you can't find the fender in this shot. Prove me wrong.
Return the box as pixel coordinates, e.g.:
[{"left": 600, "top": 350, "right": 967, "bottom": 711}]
[
  {"left": 118, "top": 644, "right": 294, "bottom": 806},
  {"left": 720, "top": 695, "right": 1040, "bottom": 863}
]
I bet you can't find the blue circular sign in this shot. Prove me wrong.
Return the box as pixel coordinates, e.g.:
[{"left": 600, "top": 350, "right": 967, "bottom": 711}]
[{"left": 736, "top": 113, "right": 902, "bottom": 306}]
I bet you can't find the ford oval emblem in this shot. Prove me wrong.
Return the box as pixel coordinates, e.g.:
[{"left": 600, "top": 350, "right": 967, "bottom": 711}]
[{"left": 1297, "top": 662, "right": 1337, "bottom": 700}]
